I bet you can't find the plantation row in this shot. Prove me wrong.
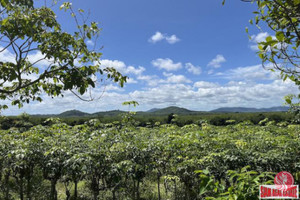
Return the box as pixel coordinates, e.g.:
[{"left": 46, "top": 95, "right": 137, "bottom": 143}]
[{"left": 0, "top": 118, "right": 299, "bottom": 200}]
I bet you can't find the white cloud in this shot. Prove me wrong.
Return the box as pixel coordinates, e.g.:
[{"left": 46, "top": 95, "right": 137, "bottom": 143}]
[
  {"left": 100, "top": 59, "right": 145, "bottom": 75},
  {"left": 2, "top": 76, "right": 297, "bottom": 115},
  {"left": 162, "top": 72, "right": 191, "bottom": 84},
  {"left": 148, "top": 31, "right": 180, "bottom": 44},
  {"left": 0, "top": 47, "right": 16, "bottom": 63},
  {"left": 152, "top": 58, "right": 182, "bottom": 71},
  {"left": 185, "top": 63, "right": 201, "bottom": 75},
  {"left": 128, "top": 79, "right": 297, "bottom": 111},
  {"left": 0, "top": 47, "right": 57, "bottom": 70},
  {"left": 137, "top": 75, "right": 159, "bottom": 86},
  {"left": 221, "top": 64, "right": 280, "bottom": 81},
  {"left": 250, "top": 32, "right": 270, "bottom": 51},
  {"left": 165, "top": 35, "right": 180, "bottom": 44},
  {"left": 193, "top": 81, "right": 219, "bottom": 88},
  {"left": 126, "top": 77, "right": 138, "bottom": 84},
  {"left": 207, "top": 69, "right": 214, "bottom": 75},
  {"left": 27, "top": 51, "right": 54, "bottom": 69},
  {"left": 208, "top": 54, "right": 226, "bottom": 68},
  {"left": 148, "top": 32, "right": 165, "bottom": 43},
  {"left": 105, "top": 84, "right": 124, "bottom": 91},
  {"left": 86, "top": 40, "right": 94, "bottom": 46}
]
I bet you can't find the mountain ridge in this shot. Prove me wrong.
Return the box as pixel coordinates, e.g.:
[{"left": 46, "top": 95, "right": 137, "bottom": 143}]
[{"left": 29, "top": 106, "right": 289, "bottom": 117}]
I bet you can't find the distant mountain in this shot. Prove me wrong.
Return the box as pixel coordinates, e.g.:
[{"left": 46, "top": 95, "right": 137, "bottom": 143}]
[
  {"left": 150, "top": 106, "right": 195, "bottom": 115},
  {"left": 29, "top": 106, "right": 289, "bottom": 118},
  {"left": 92, "top": 110, "right": 126, "bottom": 117},
  {"left": 146, "top": 108, "right": 160, "bottom": 112},
  {"left": 210, "top": 106, "right": 289, "bottom": 113},
  {"left": 58, "top": 110, "right": 90, "bottom": 117}
]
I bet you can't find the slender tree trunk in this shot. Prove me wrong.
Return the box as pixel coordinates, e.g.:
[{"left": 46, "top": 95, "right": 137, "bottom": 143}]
[
  {"left": 133, "top": 180, "right": 136, "bottom": 200},
  {"left": 92, "top": 176, "right": 99, "bottom": 200},
  {"left": 137, "top": 180, "right": 140, "bottom": 200},
  {"left": 112, "top": 190, "right": 116, "bottom": 200},
  {"left": 65, "top": 189, "right": 70, "bottom": 200},
  {"left": 174, "top": 179, "right": 177, "bottom": 200},
  {"left": 26, "top": 166, "right": 33, "bottom": 200},
  {"left": 26, "top": 175, "right": 32, "bottom": 200},
  {"left": 157, "top": 173, "right": 161, "bottom": 200},
  {"left": 4, "top": 171, "right": 10, "bottom": 199},
  {"left": 50, "top": 179, "right": 58, "bottom": 200},
  {"left": 65, "top": 183, "right": 70, "bottom": 200},
  {"left": 19, "top": 177, "right": 24, "bottom": 200},
  {"left": 93, "top": 191, "right": 98, "bottom": 200},
  {"left": 74, "top": 180, "right": 78, "bottom": 200},
  {"left": 164, "top": 179, "right": 168, "bottom": 197}
]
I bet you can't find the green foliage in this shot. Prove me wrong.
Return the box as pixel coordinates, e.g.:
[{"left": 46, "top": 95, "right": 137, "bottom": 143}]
[
  {"left": 249, "top": 0, "right": 300, "bottom": 80},
  {"left": 205, "top": 166, "right": 274, "bottom": 200},
  {"left": 0, "top": 120, "right": 300, "bottom": 199},
  {"left": 0, "top": 0, "right": 127, "bottom": 109}
]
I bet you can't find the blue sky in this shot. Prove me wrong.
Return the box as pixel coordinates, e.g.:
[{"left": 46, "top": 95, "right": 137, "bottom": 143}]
[{"left": 1, "top": 0, "right": 298, "bottom": 115}]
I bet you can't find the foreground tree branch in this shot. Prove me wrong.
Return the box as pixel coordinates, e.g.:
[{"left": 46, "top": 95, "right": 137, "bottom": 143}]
[{"left": 0, "top": 0, "right": 127, "bottom": 109}]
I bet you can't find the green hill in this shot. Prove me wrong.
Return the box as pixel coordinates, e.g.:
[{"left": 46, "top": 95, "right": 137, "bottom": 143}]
[
  {"left": 149, "top": 106, "right": 195, "bottom": 115},
  {"left": 58, "top": 110, "right": 90, "bottom": 117}
]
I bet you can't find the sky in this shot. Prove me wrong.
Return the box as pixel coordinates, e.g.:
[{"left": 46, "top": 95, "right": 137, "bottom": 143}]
[{"left": 1, "top": 0, "right": 299, "bottom": 115}]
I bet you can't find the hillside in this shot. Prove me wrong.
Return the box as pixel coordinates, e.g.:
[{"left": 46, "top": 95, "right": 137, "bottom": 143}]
[
  {"left": 58, "top": 110, "right": 90, "bottom": 117},
  {"left": 149, "top": 106, "right": 195, "bottom": 115},
  {"left": 92, "top": 110, "right": 126, "bottom": 117},
  {"left": 211, "top": 106, "right": 289, "bottom": 113},
  {"left": 29, "top": 106, "right": 290, "bottom": 118}
]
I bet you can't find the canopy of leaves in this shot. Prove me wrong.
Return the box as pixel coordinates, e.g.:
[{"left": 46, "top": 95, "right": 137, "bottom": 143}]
[{"left": 0, "top": 0, "right": 127, "bottom": 110}]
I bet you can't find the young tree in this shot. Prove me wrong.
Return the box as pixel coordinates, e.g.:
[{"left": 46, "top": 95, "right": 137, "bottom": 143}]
[{"left": 0, "top": 0, "right": 127, "bottom": 110}]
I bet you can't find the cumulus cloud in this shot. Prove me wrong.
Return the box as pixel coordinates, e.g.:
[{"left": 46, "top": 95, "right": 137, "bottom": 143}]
[
  {"left": 207, "top": 69, "right": 214, "bottom": 75},
  {"left": 27, "top": 51, "right": 55, "bottom": 69},
  {"left": 152, "top": 58, "right": 182, "bottom": 71},
  {"left": 2, "top": 76, "right": 297, "bottom": 115},
  {"left": 129, "top": 79, "right": 297, "bottom": 111},
  {"left": 250, "top": 32, "right": 271, "bottom": 51},
  {"left": 0, "top": 47, "right": 16, "bottom": 63},
  {"left": 185, "top": 63, "right": 201, "bottom": 75},
  {"left": 162, "top": 72, "right": 191, "bottom": 84},
  {"left": 193, "top": 81, "right": 219, "bottom": 88},
  {"left": 148, "top": 32, "right": 165, "bottom": 43},
  {"left": 207, "top": 54, "right": 226, "bottom": 68},
  {"left": 165, "top": 35, "right": 180, "bottom": 44},
  {"left": 86, "top": 40, "right": 95, "bottom": 46},
  {"left": 137, "top": 75, "right": 160, "bottom": 86},
  {"left": 148, "top": 31, "right": 180, "bottom": 44},
  {"left": 220, "top": 64, "right": 280, "bottom": 81},
  {"left": 100, "top": 59, "right": 145, "bottom": 76}
]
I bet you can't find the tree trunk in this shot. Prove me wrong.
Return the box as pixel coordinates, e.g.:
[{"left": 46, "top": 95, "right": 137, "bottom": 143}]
[
  {"left": 4, "top": 171, "right": 10, "bottom": 199},
  {"left": 26, "top": 175, "right": 32, "bottom": 200},
  {"left": 92, "top": 176, "right": 99, "bottom": 200},
  {"left": 133, "top": 180, "right": 136, "bottom": 200},
  {"left": 174, "top": 179, "right": 177, "bottom": 200},
  {"left": 65, "top": 190, "right": 70, "bottom": 200},
  {"left": 136, "top": 180, "right": 140, "bottom": 200},
  {"left": 112, "top": 190, "right": 116, "bottom": 200},
  {"left": 74, "top": 180, "right": 78, "bottom": 200},
  {"left": 164, "top": 179, "right": 168, "bottom": 197},
  {"left": 93, "top": 192, "right": 98, "bottom": 200},
  {"left": 157, "top": 173, "right": 161, "bottom": 200},
  {"left": 19, "top": 177, "right": 24, "bottom": 200},
  {"left": 50, "top": 179, "right": 58, "bottom": 200},
  {"left": 26, "top": 166, "right": 33, "bottom": 200}
]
